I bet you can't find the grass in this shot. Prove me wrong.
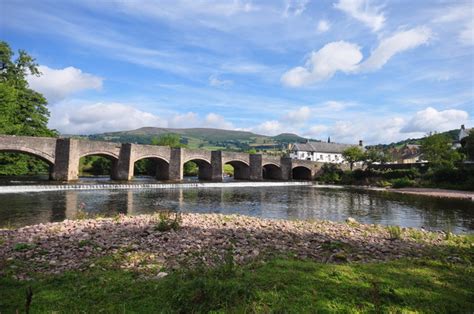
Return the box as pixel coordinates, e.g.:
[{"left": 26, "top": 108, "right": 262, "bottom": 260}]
[{"left": 1, "top": 258, "right": 473, "bottom": 313}]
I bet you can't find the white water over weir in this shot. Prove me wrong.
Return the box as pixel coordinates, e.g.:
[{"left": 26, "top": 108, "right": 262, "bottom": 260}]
[{"left": 0, "top": 181, "right": 313, "bottom": 194}]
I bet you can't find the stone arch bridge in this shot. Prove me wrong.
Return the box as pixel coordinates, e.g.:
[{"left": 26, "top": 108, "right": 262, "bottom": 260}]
[{"left": 0, "top": 135, "right": 327, "bottom": 181}]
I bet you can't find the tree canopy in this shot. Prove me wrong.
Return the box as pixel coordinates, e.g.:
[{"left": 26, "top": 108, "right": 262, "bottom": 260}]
[
  {"left": 0, "top": 41, "right": 57, "bottom": 176},
  {"left": 151, "top": 134, "right": 184, "bottom": 148},
  {"left": 0, "top": 41, "right": 56, "bottom": 137},
  {"left": 342, "top": 146, "right": 365, "bottom": 170},
  {"left": 421, "top": 134, "right": 463, "bottom": 168}
]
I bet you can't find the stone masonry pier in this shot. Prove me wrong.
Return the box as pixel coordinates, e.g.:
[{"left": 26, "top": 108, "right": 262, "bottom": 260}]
[{"left": 0, "top": 135, "right": 329, "bottom": 182}]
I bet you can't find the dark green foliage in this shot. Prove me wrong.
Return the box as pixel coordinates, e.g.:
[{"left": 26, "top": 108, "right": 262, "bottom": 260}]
[
  {"left": 391, "top": 178, "right": 416, "bottom": 188},
  {"left": 79, "top": 156, "right": 112, "bottom": 176},
  {"left": 183, "top": 161, "right": 198, "bottom": 176},
  {"left": 0, "top": 41, "right": 56, "bottom": 137},
  {"left": 318, "top": 163, "right": 343, "bottom": 183},
  {"left": 0, "top": 152, "right": 50, "bottom": 175},
  {"left": 461, "top": 131, "right": 474, "bottom": 161}
]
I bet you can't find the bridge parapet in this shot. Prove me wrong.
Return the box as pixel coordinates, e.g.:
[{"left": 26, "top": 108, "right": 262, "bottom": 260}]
[{"left": 0, "top": 135, "right": 57, "bottom": 164}]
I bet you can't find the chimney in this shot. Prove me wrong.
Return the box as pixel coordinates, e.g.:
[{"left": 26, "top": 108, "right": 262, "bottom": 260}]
[
  {"left": 359, "top": 140, "right": 363, "bottom": 147},
  {"left": 461, "top": 124, "right": 465, "bottom": 130},
  {"left": 327, "top": 136, "right": 331, "bottom": 143}
]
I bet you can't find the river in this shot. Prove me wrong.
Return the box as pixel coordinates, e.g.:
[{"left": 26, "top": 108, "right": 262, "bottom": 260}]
[{"left": 0, "top": 178, "right": 472, "bottom": 233}]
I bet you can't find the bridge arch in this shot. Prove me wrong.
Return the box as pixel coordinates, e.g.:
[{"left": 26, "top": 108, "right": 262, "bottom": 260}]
[
  {"left": 262, "top": 163, "right": 282, "bottom": 180},
  {"left": 78, "top": 152, "right": 119, "bottom": 179},
  {"left": 0, "top": 148, "right": 55, "bottom": 165},
  {"left": 225, "top": 160, "right": 250, "bottom": 180},
  {"left": 133, "top": 156, "right": 170, "bottom": 180},
  {"left": 183, "top": 158, "right": 212, "bottom": 180},
  {"left": 292, "top": 166, "right": 312, "bottom": 181}
]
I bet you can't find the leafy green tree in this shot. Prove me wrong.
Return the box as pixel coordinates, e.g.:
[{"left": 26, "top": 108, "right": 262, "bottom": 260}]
[
  {"left": 151, "top": 134, "right": 184, "bottom": 148},
  {"left": 0, "top": 41, "right": 56, "bottom": 136},
  {"left": 421, "top": 134, "right": 463, "bottom": 168},
  {"left": 0, "top": 41, "right": 57, "bottom": 176},
  {"left": 342, "top": 146, "right": 365, "bottom": 170}
]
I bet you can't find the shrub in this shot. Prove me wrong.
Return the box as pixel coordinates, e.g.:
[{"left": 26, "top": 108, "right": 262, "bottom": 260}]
[
  {"left": 154, "top": 211, "right": 182, "bottom": 232},
  {"left": 386, "top": 226, "right": 402, "bottom": 240},
  {"left": 391, "top": 178, "right": 415, "bottom": 188},
  {"left": 318, "top": 164, "right": 343, "bottom": 183}
]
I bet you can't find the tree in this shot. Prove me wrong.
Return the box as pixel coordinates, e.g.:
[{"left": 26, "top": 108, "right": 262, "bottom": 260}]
[
  {"left": 151, "top": 134, "right": 184, "bottom": 148},
  {"left": 0, "top": 41, "right": 56, "bottom": 136},
  {"left": 461, "top": 131, "right": 474, "bottom": 161},
  {"left": 364, "top": 148, "right": 390, "bottom": 166},
  {"left": 421, "top": 134, "right": 463, "bottom": 168},
  {"left": 342, "top": 146, "right": 365, "bottom": 170},
  {"left": 0, "top": 41, "right": 57, "bottom": 176}
]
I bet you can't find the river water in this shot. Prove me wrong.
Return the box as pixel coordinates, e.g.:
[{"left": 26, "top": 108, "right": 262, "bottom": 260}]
[{"left": 0, "top": 178, "right": 473, "bottom": 233}]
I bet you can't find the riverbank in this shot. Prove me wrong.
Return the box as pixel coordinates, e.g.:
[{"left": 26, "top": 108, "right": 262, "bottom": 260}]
[
  {"left": 314, "top": 183, "right": 474, "bottom": 201},
  {"left": 388, "top": 187, "right": 474, "bottom": 201},
  {"left": 1, "top": 213, "right": 473, "bottom": 312}
]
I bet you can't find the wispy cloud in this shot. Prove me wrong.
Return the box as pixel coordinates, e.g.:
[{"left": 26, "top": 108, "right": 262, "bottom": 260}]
[{"left": 334, "top": 0, "right": 386, "bottom": 32}]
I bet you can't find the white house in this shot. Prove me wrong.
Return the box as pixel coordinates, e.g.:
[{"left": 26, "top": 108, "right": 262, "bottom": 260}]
[{"left": 289, "top": 139, "right": 364, "bottom": 164}]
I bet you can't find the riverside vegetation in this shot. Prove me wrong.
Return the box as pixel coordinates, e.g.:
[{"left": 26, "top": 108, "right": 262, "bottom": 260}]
[{"left": 1, "top": 213, "right": 473, "bottom": 312}]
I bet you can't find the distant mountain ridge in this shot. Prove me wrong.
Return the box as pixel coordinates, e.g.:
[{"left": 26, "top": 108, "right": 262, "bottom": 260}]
[{"left": 84, "top": 127, "right": 308, "bottom": 152}]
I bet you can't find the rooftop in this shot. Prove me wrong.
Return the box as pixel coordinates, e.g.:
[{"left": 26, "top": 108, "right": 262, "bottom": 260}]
[{"left": 292, "top": 141, "right": 359, "bottom": 153}]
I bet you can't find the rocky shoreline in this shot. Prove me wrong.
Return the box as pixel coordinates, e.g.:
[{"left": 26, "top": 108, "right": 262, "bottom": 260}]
[{"left": 0, "top": 213, "right": 463, "bottom": 280}]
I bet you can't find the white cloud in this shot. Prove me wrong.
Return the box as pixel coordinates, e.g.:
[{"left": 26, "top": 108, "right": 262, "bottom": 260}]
[
  {"left": 359, "top": 27, "right": 432, "bottom": 72},
  {"left": 400, "top": 107, "right": 468, "bottom": 134},
  {"left": 209, "top": 74, "right": 233, "bottom": 87},
  {"left": 50, "top": 102, "right": 166, "bottom": 134},
  {"left": 204, "top": 113, "right": 234, "bottom": 129},
  {"left": 305, "top": 125, "right": 329, "bottom": 137},
  {"left": 50, "top": 101, "right": 236, "bottom": 134},
  {"left": 283, "top": 106, "right": 312, "bottom": 124},
  {"left": 334, "top": 0, "right": 385, "bottom": 32},
  {"left": 251, "top": 120, "right": 286, "bottom": 136},
  {"left": 27, "top": 65, "right": 103, "bottom": 103},
  {"left": 169, "top": 112, "right": 200, "bottom": 128},
  {"left": 433, "top": 3, "right": 473, "bottom": 46},
  {"left": 316, "top": 20, "right": 331, "bottom": 33},
  {"left": 282, "top": 27, "right": 432, "bottom": 87},
  {"left": 459, "top": 19, "right": 473, "bottom": 46},
  {"left": 281, "top": 41, "right": 362, "bottom": 86},
  {"left": 284, "top": 0, "right": 310, "bottom": 17}
]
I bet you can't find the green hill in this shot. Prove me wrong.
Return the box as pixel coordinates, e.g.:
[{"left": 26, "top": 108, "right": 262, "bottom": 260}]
[{"left": 85, "top": 127, "right": 308, "bottom": 152}]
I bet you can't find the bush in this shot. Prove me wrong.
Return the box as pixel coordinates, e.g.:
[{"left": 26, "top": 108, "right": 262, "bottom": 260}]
[
  {"left": 391, "top": 178, "right": 415, "bottom": 188},
  {"left": 386, "top": 225, "right": 402, "bottom": 240},
  {"left": 381, "top": 169, "right": 419, "bottom": 180},
  {"left": 154, "top": 211, "right": 182, "bottom": 232},
  {"left": 318, "top": 164, "right": 343, "bottom": 183}
]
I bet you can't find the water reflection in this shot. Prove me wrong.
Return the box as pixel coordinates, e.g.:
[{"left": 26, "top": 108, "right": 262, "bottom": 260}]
[{"left": 0, "top": 186, "right": 473, "bottom": 233}]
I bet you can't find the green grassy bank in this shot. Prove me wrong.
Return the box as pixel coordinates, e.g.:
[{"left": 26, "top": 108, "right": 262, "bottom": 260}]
[{"left": 2, "top": 258, "right": 473, "bottom": 313}]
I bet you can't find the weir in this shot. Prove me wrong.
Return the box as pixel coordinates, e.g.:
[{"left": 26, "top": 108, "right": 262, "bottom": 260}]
[
  {"left": 0, "top": 135, "right": 327, "bottom": 182},
  {"left": 0, "top": 181, "right": 313, "bottom": 194}
]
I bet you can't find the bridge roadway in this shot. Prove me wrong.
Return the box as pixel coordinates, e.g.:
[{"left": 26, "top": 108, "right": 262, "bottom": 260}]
[{"left": 0, "top": 135, "right": 333, "bottom": 181}]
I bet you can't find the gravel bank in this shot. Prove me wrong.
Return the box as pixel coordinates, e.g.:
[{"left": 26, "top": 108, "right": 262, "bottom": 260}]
[{"left": 0, "top": 213, "right": 455, "bottom": 279}]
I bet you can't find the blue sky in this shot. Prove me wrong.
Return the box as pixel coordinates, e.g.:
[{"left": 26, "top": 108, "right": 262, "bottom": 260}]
[{"left": 1, "top": 0, "right": 473, "bottom": 144}]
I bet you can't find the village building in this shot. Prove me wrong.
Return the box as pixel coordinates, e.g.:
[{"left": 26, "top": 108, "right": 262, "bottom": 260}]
[
  {"left": 289, "top": 139, "right": 364, "bottom": 164},
  {"left": 391, "top": 144, "right": 424, "bottom": 164},
  {"left": 454, "top": 124, "right": 473, "bottom": 148}
]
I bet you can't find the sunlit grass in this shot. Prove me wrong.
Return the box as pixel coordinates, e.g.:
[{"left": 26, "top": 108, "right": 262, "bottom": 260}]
[{"left": 1, "top": 258, "right": 473, "bottom": 313}]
